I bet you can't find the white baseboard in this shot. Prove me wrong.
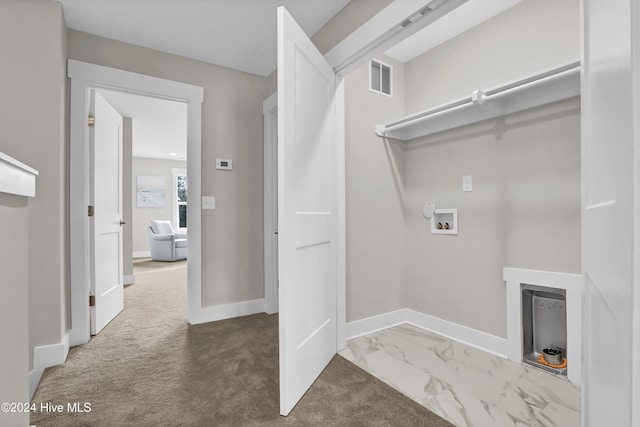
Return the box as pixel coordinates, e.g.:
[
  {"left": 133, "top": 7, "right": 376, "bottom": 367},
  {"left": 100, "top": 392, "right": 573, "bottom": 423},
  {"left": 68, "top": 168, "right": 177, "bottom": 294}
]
[
  {"left": 346, "top": 309, "right": 508, "bottom": 359},
  {"left": 124, "top": 274, "right": 135, "bottom": 285},
  {"left": 133, "top": 251, "right": 151, "bottom": 258},
  {"left": 30, "top": 332, "right": 69, "bottom": 399},
  {"left": 345, "top": 309, "right": 408, "bottom": 339},
  {"left": 33, "top": 333, "right": 69, "bottom": 369},
  {"left": 188, "top": 298, "right": 266, "bottom": 325},
  {"left": 405, "top": 309, "right": 508, "bottom": 359},
  {"left": 29, "top": 368, "right": 45, "bottom": 400}
]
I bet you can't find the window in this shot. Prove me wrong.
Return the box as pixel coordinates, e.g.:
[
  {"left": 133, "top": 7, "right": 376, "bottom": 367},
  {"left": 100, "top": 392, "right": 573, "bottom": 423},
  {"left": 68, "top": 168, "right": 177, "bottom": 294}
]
[
  {"left": 173, "top": 168, "right": 187, "bottom": 232},
  {"left": 369, "top": 59, "right": 392, "bottom": 97}
]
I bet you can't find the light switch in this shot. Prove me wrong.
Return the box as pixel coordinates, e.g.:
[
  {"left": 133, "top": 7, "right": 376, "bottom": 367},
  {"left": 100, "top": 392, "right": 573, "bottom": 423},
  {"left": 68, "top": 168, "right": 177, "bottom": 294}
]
[
  {"left": 202, "top": 196, "right": 215, "bottom": 210},
  {"left": 463, "top": 175, "right": 473, "bottom": 192}
]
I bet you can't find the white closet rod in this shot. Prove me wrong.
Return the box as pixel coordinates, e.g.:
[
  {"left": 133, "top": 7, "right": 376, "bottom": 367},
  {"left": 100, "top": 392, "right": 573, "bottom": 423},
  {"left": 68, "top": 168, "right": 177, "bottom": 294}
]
[{"left": 377, "top": 61, "right": 581, "bottom": 139}]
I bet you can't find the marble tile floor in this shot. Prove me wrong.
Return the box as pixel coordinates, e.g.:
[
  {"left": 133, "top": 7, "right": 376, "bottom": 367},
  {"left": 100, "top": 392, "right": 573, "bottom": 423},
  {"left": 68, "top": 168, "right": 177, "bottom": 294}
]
[{"left": 339, "top": 324, "right": 580, "bottom": 427}]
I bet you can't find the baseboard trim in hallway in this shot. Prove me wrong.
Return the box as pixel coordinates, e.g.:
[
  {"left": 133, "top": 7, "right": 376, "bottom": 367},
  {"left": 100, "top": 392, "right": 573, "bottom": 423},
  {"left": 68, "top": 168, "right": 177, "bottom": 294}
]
[
  {"left": 30, "top": 332, "right": 69, "bottom": 399},
  {"left": 188, "top": 298, "right": 266, "bottom": 325}
]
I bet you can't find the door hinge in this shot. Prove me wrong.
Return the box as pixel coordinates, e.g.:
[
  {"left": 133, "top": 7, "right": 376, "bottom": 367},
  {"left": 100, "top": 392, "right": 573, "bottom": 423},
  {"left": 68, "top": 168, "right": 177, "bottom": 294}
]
[
  {"left": 88, "top": 205, "right": 94, "bottom": 217},
  {"left": 89, "top": 295, "right": 95, "bottom": 307},
  {"left": 88, "top": 115, "right": 95, "bottom": 127}
]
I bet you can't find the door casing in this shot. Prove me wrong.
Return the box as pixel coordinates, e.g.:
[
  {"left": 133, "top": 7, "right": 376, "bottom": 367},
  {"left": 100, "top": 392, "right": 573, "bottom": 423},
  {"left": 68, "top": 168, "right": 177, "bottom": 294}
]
[{"left": 68, "top": 60, "right": 204, "bottom": 346}]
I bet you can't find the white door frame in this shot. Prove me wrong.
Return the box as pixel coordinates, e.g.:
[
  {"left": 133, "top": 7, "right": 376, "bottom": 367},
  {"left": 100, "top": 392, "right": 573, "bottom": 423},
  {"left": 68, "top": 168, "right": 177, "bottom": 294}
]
[
  {"left": 263, "top": 92, "right": 278, "bottom": 314},
  {"left": 580, "top": 0, "right": 640, "bottom": 424},
  {"left": 68, "top": 60, "right": 204, "bottom": 346}
]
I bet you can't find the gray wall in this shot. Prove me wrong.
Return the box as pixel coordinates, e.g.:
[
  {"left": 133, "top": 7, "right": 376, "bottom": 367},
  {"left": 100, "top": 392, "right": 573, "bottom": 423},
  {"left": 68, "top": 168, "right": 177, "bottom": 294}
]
[
  {"left": 401, "top": 0, "right": 581, "bottom": 337},
  {"left": 343, "top": 0, "right": 581, "bottom": 336},
  {"left": 0, "top": 0, "right": 68, "bottom": 370},
  {"left": 345, "top": 55, "right": 408, "bottom": 321},
  {"left": 68, "top": 30, "right": 269, "bottom": 306},
  {"left": 131, "top": 156, "right": 187, "bottom": 254},
  {"left": 0, "top": 194, "right": 30, "bottom": 426},
  {"left": 403, "top": 98, "right": 581, "bottom": 336},
  {"left": 405, "top": 0, "right": 580, "bottom": 114}
]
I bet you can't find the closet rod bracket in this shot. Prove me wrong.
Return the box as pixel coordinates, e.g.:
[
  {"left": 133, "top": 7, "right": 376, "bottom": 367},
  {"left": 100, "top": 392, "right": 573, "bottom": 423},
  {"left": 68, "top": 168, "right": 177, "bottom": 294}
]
[{"left": 471, "top": 89, "right": 487, "bottom": 105}]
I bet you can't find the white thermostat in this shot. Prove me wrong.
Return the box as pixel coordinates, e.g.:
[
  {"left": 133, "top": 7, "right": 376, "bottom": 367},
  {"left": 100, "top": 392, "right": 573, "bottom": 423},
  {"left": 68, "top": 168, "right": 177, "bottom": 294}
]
[{"left": 216, "top": 159, "right": 233, "bottom": 170}]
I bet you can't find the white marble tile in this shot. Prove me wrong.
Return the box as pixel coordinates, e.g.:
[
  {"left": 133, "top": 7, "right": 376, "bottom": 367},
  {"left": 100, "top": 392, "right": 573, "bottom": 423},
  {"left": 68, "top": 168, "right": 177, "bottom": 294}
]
[
  {"left": 359, "top": 348, "right": 435, "bottom": 403},
  {"left": 341, "top": 324, "right": 581, "bottom": 427},
  {"left": 538, "top": 402, "right": 580, "bottom": 427},
  {"left": 429, "top": 360, "right": 510, "bottom": 405}
]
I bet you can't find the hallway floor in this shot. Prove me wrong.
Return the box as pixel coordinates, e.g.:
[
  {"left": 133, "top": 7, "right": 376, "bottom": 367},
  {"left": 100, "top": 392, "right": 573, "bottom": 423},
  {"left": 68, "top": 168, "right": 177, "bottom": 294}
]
[
  {"left": 340, "top": 324, "right": 581, "bottom": 427},
  {"left": 30, "top": 261, "right": 451, "bottom": 426}
]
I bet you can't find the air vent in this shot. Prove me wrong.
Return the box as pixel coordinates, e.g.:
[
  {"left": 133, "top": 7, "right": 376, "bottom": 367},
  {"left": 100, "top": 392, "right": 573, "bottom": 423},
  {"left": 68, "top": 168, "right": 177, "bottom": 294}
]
[{"left": 369, "top": 59, "right": 392, "bottom": 97}]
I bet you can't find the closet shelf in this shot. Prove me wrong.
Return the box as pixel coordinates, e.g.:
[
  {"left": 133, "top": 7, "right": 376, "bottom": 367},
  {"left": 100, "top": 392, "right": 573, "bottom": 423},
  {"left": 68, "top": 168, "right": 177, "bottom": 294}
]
[
  {"left": 0, "top": 152, "right": 39, "bottom": 197},
  {"left": 375, "top": 61, "right": 581, "bottom": 141}
]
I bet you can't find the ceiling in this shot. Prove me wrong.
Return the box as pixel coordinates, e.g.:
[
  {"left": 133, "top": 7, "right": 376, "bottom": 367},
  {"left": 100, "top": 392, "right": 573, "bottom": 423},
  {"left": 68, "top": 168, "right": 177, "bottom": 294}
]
[
  {"left": 65, "top": 0, "right": 523, "bottom": 160},
  {"left": 59, "top": 0, "right": 351, "bottom": 77},
  {"left": 98, "top": 89, "right": 188, "bottom": 161}
]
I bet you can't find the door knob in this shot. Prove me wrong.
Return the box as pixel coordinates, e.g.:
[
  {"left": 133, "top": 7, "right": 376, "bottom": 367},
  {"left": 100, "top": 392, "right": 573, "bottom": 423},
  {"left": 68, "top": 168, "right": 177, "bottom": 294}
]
[{"left": 119, "top": 220, "right": 126, "bottom": 226}]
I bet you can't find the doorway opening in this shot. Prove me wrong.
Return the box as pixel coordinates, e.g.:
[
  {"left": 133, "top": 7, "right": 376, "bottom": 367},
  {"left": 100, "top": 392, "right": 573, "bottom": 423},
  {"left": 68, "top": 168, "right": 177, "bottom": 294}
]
[
  {"left": 95, "top": 88, "right": 189, "bottom": 328},
  {"left": 68, "top": 60, "right": 204, "bottom": 347}
]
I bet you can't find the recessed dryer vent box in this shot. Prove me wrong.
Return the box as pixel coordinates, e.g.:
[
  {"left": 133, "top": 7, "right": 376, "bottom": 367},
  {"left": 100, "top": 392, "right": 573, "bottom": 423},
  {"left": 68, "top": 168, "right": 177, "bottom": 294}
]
[{"left": 431, "top": 208, "right": 458, "bottom": 235}]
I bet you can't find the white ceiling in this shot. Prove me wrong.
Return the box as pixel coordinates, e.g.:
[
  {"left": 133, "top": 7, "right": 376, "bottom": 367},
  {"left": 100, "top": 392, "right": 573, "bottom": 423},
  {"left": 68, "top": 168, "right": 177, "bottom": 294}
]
[
  {"left": 59, "top": 0, "right": 350, "bottom": 77},
  {"left": 98, "top": 89, "right": 188, "bottom": 161},
  {"left": 68, "top": 0, "right": 523, "bottom": 160}
]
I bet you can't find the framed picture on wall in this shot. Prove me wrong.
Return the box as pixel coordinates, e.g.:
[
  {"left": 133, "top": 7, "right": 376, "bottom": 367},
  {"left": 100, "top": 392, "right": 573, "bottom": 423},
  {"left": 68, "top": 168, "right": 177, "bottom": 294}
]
[{"left": 136, "top": 175, "right": 165, "bottom": 208}]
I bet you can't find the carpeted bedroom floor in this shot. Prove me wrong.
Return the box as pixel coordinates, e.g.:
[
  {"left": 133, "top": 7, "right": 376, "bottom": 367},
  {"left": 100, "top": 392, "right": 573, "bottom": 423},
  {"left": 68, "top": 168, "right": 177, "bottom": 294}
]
[{"left": 30, "top": 260, "right": 453, "bottom": 426}]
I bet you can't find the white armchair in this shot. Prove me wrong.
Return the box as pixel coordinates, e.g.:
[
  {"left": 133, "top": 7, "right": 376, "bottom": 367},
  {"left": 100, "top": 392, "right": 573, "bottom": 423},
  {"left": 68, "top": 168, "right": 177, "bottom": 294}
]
[{"left": 146, "top": 220, "right": 187, "bottom": 261}]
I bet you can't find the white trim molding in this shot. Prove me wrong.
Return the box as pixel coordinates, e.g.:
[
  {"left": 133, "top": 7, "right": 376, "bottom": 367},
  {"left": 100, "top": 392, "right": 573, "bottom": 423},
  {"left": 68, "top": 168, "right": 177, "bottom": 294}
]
[
  {"left": 0, "top": 152, "right": 38, "bottom": 197},
  {"left": 68, "top": 60, "right": 204, "bottom": 346},
  {"left": 188, "top": 299, "right": 266, "bottom": 325},
  {"left": 124, "top": 274, "right": 135, "bottom": 286},
  {"left": 133, "top": 251, "right": 151, "bottom": 259},
  {"left": 30, "top": 333, "right": 69, "bottom": 398},
  {"left": 504, "top": 267, "right": 583, "bottom": 384},
  {"left": 29, "top": 369, "right": 45, "bottom": 400},
  {"left": 346, "top": 309, "right": 408, "bottom": 340},
  {"left": 346, "top": 308, "right": 509, "bottom": 359}
]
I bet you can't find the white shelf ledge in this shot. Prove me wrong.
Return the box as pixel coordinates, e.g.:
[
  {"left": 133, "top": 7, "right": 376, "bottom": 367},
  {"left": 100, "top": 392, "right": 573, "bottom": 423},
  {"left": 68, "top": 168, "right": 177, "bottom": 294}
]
[
  {"left": 0, "top": 152, "right": 39, "bottom": 197},
  {"left": 376, "top": 61, "right": 581, "bottom": 141}
]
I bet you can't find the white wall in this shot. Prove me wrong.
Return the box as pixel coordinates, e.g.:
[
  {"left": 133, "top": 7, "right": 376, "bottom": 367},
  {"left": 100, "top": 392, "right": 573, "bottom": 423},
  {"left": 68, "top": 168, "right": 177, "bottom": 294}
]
[
  {"left": 0, "top": 0, "right": 68, "bottom": 371},
  {"left": 131, "top": 157, "right": 187, "bottom": 255}
]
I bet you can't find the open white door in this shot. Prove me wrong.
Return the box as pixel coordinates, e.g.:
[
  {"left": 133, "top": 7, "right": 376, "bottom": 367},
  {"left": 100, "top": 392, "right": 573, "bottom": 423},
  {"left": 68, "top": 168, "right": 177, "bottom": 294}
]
[
  {"left": 90, "top": 90, "right": 124, "bottom": 335},
  {"left": 277, "top": 6, "right": 338, "bottom": 416}
]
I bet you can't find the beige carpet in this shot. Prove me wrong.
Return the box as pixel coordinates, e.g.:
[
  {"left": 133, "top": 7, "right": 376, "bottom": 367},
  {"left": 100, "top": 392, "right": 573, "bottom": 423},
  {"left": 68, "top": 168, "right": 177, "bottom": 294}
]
[{"left": 31, "top": 263, "right": 453, "bottom": 426}]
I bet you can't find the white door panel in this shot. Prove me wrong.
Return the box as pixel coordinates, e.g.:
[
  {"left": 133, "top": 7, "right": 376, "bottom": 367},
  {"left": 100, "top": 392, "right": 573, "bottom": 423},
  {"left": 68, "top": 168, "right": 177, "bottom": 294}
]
[
  {"left": 277, "top": 6, "right": 337, "bottom": 416},
  {"left": 90, "top": 90, "right": 124, "bottom": 335},
  {"left": 581, "top": 0, "right": 637, "bottom": 424}
]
